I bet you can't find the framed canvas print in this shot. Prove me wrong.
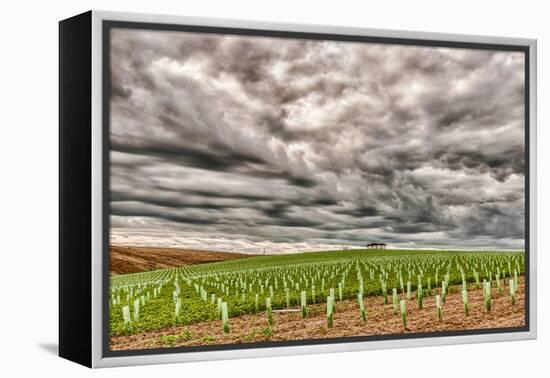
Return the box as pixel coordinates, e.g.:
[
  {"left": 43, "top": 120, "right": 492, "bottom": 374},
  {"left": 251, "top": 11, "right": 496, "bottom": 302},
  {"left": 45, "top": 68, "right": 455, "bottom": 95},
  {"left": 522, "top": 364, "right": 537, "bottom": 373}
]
[{"left": 59, "top": 10, "right": 537, "bottom": 368}]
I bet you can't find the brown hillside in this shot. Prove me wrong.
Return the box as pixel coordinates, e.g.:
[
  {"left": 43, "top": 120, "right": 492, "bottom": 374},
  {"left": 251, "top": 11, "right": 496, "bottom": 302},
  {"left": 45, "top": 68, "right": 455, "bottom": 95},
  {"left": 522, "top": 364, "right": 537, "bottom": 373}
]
[{"left": 110, "top": 245, "right": 255, "bottom": 275}]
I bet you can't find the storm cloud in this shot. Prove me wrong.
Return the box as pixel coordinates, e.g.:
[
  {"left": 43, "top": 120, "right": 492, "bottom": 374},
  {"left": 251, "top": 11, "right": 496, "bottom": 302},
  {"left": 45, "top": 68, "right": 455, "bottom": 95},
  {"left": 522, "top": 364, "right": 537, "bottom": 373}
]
[{"left": 109, "top": 28, "right": 525, "bottom": 253}]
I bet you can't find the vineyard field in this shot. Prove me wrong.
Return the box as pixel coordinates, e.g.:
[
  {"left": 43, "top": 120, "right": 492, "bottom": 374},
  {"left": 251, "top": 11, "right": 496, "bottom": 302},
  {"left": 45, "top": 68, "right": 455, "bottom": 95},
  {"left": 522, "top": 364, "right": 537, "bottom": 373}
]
[{"left": 109, "top": 249, "right": 525, "bottom": 346}]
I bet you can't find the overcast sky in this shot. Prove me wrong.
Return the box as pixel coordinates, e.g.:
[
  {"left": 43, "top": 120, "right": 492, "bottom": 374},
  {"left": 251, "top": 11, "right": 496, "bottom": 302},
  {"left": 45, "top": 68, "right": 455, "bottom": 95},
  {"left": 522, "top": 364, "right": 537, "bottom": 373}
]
[{"left": 109, "top": 28, "right": 525, "bottom": 253}]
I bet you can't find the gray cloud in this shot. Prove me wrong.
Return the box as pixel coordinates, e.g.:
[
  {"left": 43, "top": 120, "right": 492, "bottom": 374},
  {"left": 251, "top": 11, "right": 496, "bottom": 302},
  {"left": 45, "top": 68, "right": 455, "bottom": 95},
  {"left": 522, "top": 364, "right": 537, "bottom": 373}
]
[{"left": 109, "top": 28, "right": 525, "bottom": 253}]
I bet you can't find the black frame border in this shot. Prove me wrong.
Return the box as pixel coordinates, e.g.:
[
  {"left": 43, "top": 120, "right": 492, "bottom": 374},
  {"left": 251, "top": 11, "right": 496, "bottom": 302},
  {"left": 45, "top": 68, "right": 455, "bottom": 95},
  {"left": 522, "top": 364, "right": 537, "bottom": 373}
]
[
  {"left": 101, "top": 19, "right": 531, "bottom": 359},
  {"left": 59, "top": 10, "right": 93, "bottom": 367}
]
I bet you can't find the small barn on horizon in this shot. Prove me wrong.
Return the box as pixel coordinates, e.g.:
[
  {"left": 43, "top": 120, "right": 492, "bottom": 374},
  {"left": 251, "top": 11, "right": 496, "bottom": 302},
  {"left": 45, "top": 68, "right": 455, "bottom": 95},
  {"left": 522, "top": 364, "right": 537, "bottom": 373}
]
[{"left": 366, "top": 243, "right": 387, "bottom": 249}]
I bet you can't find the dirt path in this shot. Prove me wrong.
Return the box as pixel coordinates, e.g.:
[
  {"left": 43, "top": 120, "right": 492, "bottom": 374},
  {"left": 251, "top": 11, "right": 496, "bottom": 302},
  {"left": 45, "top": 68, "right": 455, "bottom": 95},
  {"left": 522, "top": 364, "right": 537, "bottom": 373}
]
[{"left": 110, "top": 278, "right": 525, "bottom": 351}]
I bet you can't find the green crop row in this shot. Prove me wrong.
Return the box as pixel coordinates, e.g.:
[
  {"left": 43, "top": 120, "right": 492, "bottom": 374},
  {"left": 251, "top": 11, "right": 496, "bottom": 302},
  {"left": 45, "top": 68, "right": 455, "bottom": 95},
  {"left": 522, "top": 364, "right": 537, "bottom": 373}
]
[{"left": 109, "top": 249, "right": 524, "bottom": 336}]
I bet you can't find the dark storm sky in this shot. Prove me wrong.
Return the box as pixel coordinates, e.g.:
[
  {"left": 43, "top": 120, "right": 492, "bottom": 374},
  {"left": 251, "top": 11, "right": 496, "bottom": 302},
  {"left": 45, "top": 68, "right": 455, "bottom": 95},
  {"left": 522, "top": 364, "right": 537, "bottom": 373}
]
[{"left": 109, "top": 28, "right": 525, "bottom": 253}]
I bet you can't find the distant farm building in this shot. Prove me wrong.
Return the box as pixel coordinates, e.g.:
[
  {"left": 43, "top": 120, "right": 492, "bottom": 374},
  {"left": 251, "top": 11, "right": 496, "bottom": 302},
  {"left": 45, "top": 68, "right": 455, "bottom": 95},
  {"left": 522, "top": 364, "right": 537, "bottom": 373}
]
[{"left": 366, "top": 243, "right": 387, "bottom": 249}]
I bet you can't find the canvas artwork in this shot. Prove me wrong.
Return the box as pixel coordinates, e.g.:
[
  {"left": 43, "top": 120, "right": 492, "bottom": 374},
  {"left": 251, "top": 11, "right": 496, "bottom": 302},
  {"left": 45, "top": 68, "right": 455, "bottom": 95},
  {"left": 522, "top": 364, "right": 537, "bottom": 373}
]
[{"left": 106, "top": 26, "right": 528, "bottom": 353}]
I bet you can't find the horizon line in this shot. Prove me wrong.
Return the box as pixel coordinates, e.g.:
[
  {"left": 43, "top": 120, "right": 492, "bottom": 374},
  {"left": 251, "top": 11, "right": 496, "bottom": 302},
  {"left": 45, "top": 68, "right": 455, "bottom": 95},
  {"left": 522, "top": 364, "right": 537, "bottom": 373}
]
[{"left": 110, "top": 244, "right": 525, "bottom": 255}]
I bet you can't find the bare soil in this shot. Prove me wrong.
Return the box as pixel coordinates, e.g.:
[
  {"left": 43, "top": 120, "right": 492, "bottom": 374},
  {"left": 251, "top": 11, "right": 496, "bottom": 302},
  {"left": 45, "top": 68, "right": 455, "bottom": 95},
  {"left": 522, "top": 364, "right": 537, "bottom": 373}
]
[
  {"left": 110, "top": 277, "right": 525, "bottom": 351},
  {"left": 110, "top": 245, "right": 255, "bottom": 275}
]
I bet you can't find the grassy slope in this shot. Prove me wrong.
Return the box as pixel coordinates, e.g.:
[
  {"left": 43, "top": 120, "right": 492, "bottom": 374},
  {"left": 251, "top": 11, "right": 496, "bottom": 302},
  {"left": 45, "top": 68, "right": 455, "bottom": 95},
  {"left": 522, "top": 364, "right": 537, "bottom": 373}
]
[{"left": 180, "top": 248, "right": 505, "bottom": 274}]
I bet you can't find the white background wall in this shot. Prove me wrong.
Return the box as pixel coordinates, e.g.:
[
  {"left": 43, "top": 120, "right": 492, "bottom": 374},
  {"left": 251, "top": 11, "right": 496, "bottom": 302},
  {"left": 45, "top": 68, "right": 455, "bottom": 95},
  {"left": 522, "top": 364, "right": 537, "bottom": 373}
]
[{"left": 0, "top": 0, "right": 547, "bottom": 376}]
